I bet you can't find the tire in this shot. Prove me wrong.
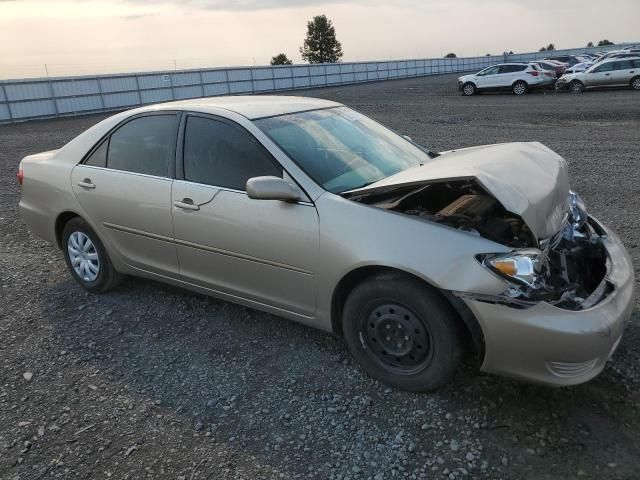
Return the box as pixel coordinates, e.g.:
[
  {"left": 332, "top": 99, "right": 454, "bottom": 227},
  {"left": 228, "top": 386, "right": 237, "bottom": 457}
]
[
  {"left": 61, "top": 217, "right": 122, "bottom": 293},
  {"left": 570, "top": 80, "right": 585, "bottom": 94},
  {"left": 342, "top": 272, "right": 463, "bottom": 392},
  {"left": 631, "top": 76, "right": 640, "bottom": 91},
  {"left": 461, "top": 82, "right": 476, "bottom": 96},
  {"left": 512, "top": 81, "right": 528, "bottom": 95}
]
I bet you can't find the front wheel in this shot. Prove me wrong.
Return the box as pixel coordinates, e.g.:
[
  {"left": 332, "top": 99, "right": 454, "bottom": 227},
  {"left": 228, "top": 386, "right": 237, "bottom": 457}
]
[
  {"left": 570, "top": 80, "right": 585, "bottom": 94},
  {"left": 512, "top": 81, "right": 528, "bottom": 95},
  {"left": 462, "top": 82, "right": 476, "bottom": 96},
  {"left": 62, "top": 217, "right": 123, "bottom": 293},
  {"left": 342, "top": 273, "right": 463, "bottom": 391}
]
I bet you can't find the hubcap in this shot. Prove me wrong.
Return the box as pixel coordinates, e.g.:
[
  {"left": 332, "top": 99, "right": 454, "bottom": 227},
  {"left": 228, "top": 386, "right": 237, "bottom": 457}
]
[
  {"left": 360, "top": 303, "right": 433, "bottom": 375},
  {"left": 67, "top": 231, "right": 100, "bottom": 282},
  {"left": 463, "top": 84, "right": 474, "bottom": 95}
]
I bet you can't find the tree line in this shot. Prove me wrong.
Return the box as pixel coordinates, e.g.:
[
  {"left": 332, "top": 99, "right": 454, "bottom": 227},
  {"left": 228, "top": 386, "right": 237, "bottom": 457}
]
[{"left": 271, "top": 18, "right": 618, "bottom": 65}]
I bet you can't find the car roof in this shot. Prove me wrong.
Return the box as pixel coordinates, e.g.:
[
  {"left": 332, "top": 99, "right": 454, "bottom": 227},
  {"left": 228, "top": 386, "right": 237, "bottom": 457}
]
[
  {"left": 139, "top": 95, "right": 342, "bottom": 120},
  {"left": 598, "top": 56, "right": 640, "bottom": 63}
]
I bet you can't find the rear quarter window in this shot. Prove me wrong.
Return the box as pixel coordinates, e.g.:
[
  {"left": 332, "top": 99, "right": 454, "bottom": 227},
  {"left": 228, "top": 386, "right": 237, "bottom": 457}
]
[{"left": 84, "top": 140, "right": 108, "bottom": 168}]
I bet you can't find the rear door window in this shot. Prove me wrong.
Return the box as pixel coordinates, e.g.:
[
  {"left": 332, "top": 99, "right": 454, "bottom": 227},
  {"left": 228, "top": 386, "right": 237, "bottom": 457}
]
[
  {"left": 614, "top": 60, "right": 632, "bottom": 70},
  {"left": 107, "top": 115, "right": 177, "bottom": 177},
  {"left": 499, "top": 65, "right": 526, "bottom": 73}
]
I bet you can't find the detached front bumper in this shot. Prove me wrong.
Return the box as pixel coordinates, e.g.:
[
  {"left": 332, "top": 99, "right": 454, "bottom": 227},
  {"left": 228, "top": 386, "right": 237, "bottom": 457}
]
[
  {"left": 461, "top": 218, "right": 636, "bottom": 386},
  {"left": 555, "top": 79, "right": 571, "bottom": 91}
]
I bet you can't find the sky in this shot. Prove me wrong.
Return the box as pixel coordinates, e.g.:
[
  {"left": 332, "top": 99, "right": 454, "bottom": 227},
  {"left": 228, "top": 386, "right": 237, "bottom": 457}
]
[{"left": 0, "top": 0, "right": 638, "bottom": 79}]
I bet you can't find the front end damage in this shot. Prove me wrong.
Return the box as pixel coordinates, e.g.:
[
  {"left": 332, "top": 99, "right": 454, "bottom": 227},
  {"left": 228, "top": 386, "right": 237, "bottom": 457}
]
[
  {"left": 476, "top": 195, "right": 609, "bottom": 311},
  {"left": 342, "top": 141, "right": 633, "bottom": 384},
  {"left": 345, "top": 179, "right": 609, "bottom": 311}
]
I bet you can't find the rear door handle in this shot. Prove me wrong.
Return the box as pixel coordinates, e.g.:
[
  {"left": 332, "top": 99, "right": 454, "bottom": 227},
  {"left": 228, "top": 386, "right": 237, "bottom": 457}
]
[
  {"left": 174, "top": 199, "right": 200, "bottom": 211},
  {"left": 77, "top": 179, "right": 95, "bottom": 189}
]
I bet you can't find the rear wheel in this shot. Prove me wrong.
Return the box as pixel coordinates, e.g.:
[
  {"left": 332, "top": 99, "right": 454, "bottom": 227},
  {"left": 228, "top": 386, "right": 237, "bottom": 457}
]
[
  {"left": 462, "top": 82, "right": 476, "bottom": 96},
  {"left": 631, "top": 76, "right": 640, "bottom": 91},
  {"left": 62, "top": 217, "right": 122, "bottom": 293},
  {"left": 342, "top": 273, "right": 463, "bottom": 391},
  {"left": 512, "top": 81, "right": 528, "bottom": 95},
  {"left": 570, "top": 80, "right": 585, "bottom": 94}
]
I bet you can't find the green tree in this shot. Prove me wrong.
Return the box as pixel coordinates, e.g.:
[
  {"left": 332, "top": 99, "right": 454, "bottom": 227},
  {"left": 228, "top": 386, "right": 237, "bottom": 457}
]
[
  {"left": 539, "top": 47, "right": 546, "bottom": 52},
  {"left": 444, "top": 52, "right": 457, "bottom": 58},
  {"left": 270, "top": 53, "right": 292, "bottom": 65},
  {"left": 597, "top": 39, "right": 615, "bottom": 46},
  {"left": 586, "top": 41, "right": 594, "bottom": 48},
  {"left": 300, "top": 15, "right": 343, "bottom": 64},
  {"left": 546, "top": 43, "right": 555, "bottom": 51}
]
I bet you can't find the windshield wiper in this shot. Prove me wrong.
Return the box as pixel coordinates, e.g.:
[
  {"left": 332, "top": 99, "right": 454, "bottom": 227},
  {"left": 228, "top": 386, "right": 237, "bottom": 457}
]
[{"left": 337, "top": 181, "right": 379, "bottom": 196}]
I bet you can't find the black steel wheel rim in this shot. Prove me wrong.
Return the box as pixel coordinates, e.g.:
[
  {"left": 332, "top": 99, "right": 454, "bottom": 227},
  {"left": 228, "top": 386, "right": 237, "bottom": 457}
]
[{"left": 359, "top": 302, "right": 434, "bottom": 375}]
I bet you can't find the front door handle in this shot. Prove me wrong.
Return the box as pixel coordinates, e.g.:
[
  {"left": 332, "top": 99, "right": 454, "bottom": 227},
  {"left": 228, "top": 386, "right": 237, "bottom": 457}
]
[
  {"left": 605, "top": 73, "right": 610, "bottom": 76},
  {"left": 77, "top": 179, "right": 95, "bottom": 189},
  {"left": 174, "top": 199, "right": 200, "bottom": 211},
  {"left": 630, "top": 71, "right": 635, "bottom": 74}
]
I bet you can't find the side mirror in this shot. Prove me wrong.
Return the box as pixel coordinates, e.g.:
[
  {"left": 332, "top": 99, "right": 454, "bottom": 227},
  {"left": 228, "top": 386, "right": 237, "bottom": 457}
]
[{"left": 246, "top": 176, "right": 300, "bottom": 202}]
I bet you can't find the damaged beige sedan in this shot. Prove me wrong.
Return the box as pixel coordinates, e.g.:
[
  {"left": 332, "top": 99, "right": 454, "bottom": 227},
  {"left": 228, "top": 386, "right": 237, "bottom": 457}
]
[{"left": 18, "top": 97, "right": 635, "bottom": 391}]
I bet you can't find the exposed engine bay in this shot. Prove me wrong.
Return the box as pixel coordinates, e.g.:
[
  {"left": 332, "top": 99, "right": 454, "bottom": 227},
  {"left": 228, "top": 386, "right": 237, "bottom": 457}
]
[{"left": 345, "top": 180, "right": 609, "bottom": 310}]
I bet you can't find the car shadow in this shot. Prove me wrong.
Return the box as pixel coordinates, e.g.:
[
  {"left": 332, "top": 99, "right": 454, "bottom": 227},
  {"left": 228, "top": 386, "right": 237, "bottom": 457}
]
[{"left": 42, "top": 275, "right": 640, "bottom": 477}]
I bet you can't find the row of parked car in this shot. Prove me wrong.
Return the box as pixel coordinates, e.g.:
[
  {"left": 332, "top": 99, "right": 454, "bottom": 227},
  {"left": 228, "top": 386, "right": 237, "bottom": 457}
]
[{"left": 458, "top": 46, "right": 640, "bottom": 95}]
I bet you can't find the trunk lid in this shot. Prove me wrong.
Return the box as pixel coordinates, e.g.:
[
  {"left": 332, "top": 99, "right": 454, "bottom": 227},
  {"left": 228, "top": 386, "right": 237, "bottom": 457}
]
[
  {"left": 349, "top": 142, "right": 570, "bottom": 240},
  {"left": 21, "top": 149, "right": 60, "bottom": 165}
]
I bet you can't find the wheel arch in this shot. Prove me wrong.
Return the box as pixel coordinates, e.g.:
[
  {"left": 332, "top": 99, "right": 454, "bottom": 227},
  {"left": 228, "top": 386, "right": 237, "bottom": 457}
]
[
  {"left": 512, "top": 79, "right": 529, "bottom": 88},
  {"left": 330, "top": 265, "right": 485, "bottom": 363},
  {"left": 55, "top": 211, "right": 82, "bottom": 249},
  {"left": 570, "top": 79, "right": 585, "bottom": 89}
]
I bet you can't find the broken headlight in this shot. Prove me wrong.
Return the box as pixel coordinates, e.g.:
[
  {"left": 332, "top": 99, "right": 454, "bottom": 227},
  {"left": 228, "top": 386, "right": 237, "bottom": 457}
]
[
  {"left": 567, "top": 190, "right": 587, "bottom": 228},
  {"left": 480, "top": 249, "right": 545, "bottom": 288}
]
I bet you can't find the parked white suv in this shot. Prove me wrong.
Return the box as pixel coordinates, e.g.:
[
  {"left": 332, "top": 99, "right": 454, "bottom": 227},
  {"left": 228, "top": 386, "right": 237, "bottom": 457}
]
[
  {"left": 556, "top": 57, "right": 640, "bottom": 93},
  {"left": 458, "top": 63, "right": 547, "bottom": 96}
]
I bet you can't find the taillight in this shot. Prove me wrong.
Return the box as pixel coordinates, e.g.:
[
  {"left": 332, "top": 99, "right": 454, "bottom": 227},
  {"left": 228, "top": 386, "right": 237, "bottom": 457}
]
[
  {"left": 17, "top": 168, "right": 24, "bottom": 186},
  {"left": 527, "top": 71, "right": 539, "bottom": 76}
]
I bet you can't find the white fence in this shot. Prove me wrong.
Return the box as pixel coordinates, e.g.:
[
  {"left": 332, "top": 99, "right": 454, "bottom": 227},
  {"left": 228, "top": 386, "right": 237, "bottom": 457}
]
[{"left": 0, "top": 45, "right": 632, "bottom": 124}]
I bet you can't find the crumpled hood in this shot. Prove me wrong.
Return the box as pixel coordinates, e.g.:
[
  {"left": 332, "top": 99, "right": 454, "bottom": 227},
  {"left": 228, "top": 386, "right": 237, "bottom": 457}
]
[
  {"left": 354, "top": 142, "right": 570, "bottom": 240},
  {"left": 558, "top": 71, "right": 586, "bottom": 82}
]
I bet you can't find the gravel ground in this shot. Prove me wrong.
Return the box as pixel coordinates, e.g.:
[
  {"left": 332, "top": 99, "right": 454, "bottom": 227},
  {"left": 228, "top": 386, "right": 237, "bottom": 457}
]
[{"left": 1, "top": 74, "right": 639, "bottom": 480}]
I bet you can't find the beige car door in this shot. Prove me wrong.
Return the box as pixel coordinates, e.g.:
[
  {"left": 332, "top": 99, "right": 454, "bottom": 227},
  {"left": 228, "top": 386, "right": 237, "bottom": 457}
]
[
  {"left": 171, "top": 114, "right": 319, "bottom": 317},
  {"left": 71, "top": 113, "right": 180, "bottom": 276}
]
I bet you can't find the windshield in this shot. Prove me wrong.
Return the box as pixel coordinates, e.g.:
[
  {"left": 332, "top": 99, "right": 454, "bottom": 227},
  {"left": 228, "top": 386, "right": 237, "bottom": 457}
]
[{"left": 254, "top": 106, "right": 429, "bottom": 193}]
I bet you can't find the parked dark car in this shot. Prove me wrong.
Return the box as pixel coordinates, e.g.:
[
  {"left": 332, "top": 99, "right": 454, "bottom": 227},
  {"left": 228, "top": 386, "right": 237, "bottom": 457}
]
[
  {"left": 535, "top": 60, "right": 566, "bottom": 78},
  {"left": 544, "top": 55, "right": 584, "bottom": 67}
]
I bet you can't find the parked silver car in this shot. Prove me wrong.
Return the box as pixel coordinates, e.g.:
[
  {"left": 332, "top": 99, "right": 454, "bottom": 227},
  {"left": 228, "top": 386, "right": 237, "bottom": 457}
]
[
  {"left": 18, "top": 97, "right": 635, "bottom": 391},
  {"left": 556, "top": 57, "right": 640, "bottom": 92}
]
